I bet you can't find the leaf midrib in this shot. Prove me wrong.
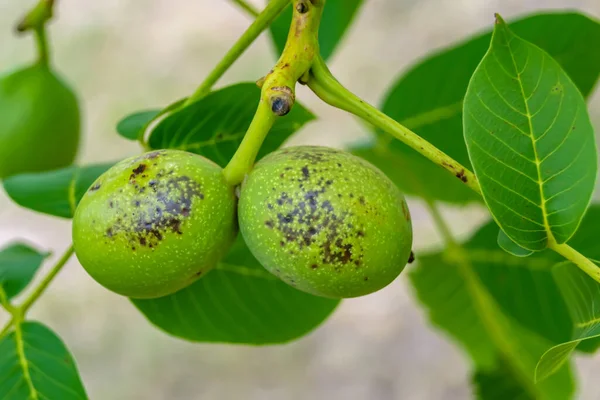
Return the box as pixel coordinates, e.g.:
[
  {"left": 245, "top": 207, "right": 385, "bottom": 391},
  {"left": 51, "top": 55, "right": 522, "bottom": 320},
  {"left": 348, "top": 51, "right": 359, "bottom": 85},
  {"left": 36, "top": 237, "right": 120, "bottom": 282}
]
[
  {"left": 503, "top": 27, "right": 554, "bottom": 245},
  {"left": 14, "top": 322, "right": 38, "bottom": 400}
]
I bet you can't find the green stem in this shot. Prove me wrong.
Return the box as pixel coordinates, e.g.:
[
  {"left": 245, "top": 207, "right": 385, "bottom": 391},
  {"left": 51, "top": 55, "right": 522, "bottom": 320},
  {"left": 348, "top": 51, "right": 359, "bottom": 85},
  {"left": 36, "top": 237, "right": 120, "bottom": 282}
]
[
  {"left": 0, "top": 245, "right": 74, "bottom": 338},
  {"left": 232, "top": 0, "right": 260, "bottom": 17},
  {"left": 222, "top": 100, "right": 276, "bottom": 185},
  {"left": 20, "top": 245, "right": 74, "bottom": 314},
  {"left": 0, "top": 321, "right": 12, "bottom": 338},
  {"left": 183, "top": 0, "right": 292, "bottom": 106},
  {"left": 16, "top": 0, "right": 54, "bottom": 67},
  {"left": 34, "top": 27, "right": 50, "bottom": 67},
  {"left": 549, "top": 241, "right": 600, "bottom": 284},
  {"left": 222, "top": 0, "right": 325, "bottom": 185},
  {"left": 308, "top": 55, "right": 481, "bottom": 195},
  {"left": 0, "top": 287, "right": 15, "bottom": 314}
]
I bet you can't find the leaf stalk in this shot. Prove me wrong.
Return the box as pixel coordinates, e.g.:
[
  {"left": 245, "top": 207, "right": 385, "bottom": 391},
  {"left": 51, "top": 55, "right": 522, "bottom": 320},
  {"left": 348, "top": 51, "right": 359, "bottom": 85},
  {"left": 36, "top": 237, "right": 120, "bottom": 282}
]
[{"left": 222, "top": 0, "right": 326, "bottom": 185}]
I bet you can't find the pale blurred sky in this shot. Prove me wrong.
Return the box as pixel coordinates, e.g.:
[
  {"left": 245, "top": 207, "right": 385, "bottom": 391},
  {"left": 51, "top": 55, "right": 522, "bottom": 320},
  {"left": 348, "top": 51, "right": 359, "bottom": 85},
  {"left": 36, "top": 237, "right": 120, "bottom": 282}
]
[{"left": 1, "top": 1, "right": 599, "bottom": 399}]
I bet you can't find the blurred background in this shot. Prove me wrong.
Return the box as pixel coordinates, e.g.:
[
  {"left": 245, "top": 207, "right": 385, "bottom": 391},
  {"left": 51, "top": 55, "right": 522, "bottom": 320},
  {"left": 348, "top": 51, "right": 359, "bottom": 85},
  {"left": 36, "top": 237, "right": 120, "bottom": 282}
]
[{"left": 1, "top": 0, "right": 599, "bottom": 398}]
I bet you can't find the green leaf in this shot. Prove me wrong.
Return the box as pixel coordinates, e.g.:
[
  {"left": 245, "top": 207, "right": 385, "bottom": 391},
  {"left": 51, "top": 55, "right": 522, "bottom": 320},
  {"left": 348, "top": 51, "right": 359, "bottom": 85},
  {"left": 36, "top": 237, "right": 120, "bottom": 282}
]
[
  {"left": 132, "top": 235, "right": 339, "bottom": 344},
  {"left": 3, "top": 163, "right": 114, "bottom": 219},
  {"left": 536, "top": 262, "right": 600, "bottom": 382},
  {"left": 352, "top": 138, "right": 480, "bottom": 204},
  {"left": 413, "top": 206, "right": 600, "bottom": 392},
  {"left": 472, "top": 354, "right": 575, "bottom": 400},
  {"left": 410, "top": 242, "right": 574, "bottom": 399},
  {"left": 497, "top": 230, "right": 534, "bottom": 257},
  {"left": 116, "top": 98, "right": 188, "bottom": 141},
  {"left": 116, "top": 110, "right": 160, "bottom": 141},
  {"left": 463, "top": 14, "right": 597, "bottom": 251},
  {"left": 409, "top": 213, "right": 591, "bottom": 399},
  {"left": 0, "top": 243, "right": 49, "bottom": 300},
  {"left": 0, "top": 321, "right": 88, "bottom": 399},
  {"left": 473, "top": 363, "right": 534, "bottom": 400},
  {"left": 269, "top": 0, "right": 363, "bottom": 61},
  {"left": 353, "top": 12, "right": 600, "bottom": 204},
  {"left": 147, "top": 83, "right": 315, "bottom": 166}
]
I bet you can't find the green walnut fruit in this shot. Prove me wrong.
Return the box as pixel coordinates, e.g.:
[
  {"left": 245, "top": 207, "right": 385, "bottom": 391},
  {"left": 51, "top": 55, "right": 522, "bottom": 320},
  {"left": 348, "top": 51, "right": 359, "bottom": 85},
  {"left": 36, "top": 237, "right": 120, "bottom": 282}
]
[
  {"left": 0, "top": 64, "right": 80, "bottom": 178},
  {"left": 238, "top": 146, "right": 413, "bottom": 298},
  {"left": 72, "top": 150, "right": 238, "bottom": 299}
]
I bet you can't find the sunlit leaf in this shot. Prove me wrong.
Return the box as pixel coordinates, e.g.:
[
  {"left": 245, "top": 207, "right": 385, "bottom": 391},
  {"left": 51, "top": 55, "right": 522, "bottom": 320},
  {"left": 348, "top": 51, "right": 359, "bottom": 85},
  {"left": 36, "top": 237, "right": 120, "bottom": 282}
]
[
  {"left": 463, "top": 15, "right": 597, "bottom": 251},
  {"left": 3, "top": 163, "right": 114, "bottom": 218},
  {"left": 132, "top": 235, "right": 339, "bottom": 344},
  {"left": 0, "top": 322, "right": 87, "bottom": 399},
  {"left": 353, "top": 12, "right": 600, "bottom": 204}
]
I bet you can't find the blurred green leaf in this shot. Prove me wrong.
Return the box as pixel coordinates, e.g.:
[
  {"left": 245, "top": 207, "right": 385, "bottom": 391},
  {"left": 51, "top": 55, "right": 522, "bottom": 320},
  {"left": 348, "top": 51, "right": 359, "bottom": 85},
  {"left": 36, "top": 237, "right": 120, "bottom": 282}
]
[
  {"left": 132, "top": 235, "right": 339, "bottom": 344},
  {"left": 3, "top": 163, "right": 114, "bottom": 218},
  {"left": 353, "top": 12, "right": 600, "bottom": 204},
  {"left": 269, "top": 0, "right": 363, "bottom": 61},
  {"left": 463, "top": 15, "right": 597, "bottom": 251},
  {"left": 0, "top": 243, "right": 48, "bottom": 301},
  {"left": 536, "top": 262, "right": 600, "bottom": 382},
  {"left": 148, "top": 83, "right": 315, "bottom": 166},
  {"left": 473, "top": 363, "right": 534, "bottom": 400},
  {"left": 498, "top": 230, "right": 534, "bottom": 257},
  {"left": 0, "top": 321, "right": 87, "bottom": 399},
  {"left": 473, "top": 354, "right": 573, "bottom": 400},
  {"left": 410, "top": 218, "right": 580, "bottom": 399},
  {"left": 116, "top": 98, "right": 188, "bottom": 142},
  {"left": 116, "top": 110, "right": 160, "bottom": 141},
  {"left": 352, "top": 139, "right": 480, "bottom": 204}
]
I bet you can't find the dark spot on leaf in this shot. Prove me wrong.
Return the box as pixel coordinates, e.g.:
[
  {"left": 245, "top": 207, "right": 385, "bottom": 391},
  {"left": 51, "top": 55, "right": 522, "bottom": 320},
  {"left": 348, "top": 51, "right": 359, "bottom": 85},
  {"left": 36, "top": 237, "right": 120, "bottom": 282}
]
[
  {"left": 89, "top": 183, "right": 101, "bottom": 192},
  {"left": 408, "top": 251, "right": 415, "bottom": 264}
]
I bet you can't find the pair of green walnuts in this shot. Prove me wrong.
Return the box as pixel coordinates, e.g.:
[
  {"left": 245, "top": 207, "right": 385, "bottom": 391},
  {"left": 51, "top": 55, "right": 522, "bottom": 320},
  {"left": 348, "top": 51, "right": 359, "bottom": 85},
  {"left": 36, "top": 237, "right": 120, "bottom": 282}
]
[{"left": 72, "top": 146, "right": 414, "bottom": 299}]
